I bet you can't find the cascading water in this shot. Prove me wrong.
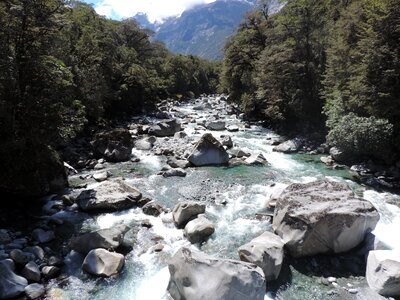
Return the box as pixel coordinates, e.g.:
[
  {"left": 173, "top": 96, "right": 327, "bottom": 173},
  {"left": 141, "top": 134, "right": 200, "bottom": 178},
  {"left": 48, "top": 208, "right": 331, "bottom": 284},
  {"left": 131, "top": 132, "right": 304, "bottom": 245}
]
[{"left": 47, "top": 96, "right": 400, "bottom": 300}]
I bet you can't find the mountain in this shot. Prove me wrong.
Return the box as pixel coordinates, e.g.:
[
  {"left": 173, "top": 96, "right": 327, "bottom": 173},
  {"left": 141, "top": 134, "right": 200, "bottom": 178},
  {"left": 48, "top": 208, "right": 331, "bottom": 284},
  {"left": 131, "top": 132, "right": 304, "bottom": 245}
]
[{"left": 134, "top": 0, "right": 257, "bottom": 60}]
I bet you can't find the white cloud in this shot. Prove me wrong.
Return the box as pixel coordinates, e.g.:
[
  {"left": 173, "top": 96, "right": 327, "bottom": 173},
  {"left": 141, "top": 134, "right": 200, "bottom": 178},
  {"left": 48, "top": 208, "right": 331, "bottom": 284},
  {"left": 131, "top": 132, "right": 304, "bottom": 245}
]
[{"left": 95, "top": 0, "right": 217, "bottom": 22}]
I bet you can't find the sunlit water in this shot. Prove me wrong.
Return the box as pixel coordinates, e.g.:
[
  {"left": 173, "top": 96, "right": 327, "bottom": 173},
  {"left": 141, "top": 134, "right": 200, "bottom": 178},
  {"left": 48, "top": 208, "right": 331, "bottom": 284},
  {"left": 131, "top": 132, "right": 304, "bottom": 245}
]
[{"left": 48, "top": 98, "right": 400, "bottom": 300}]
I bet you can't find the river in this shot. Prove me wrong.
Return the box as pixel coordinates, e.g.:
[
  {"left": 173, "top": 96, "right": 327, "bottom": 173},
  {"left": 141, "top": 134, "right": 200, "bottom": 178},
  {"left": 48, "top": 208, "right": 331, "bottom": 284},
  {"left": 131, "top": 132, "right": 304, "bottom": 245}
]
[{"left": 47, "top": 96, "right": 400, "bottom": 300}]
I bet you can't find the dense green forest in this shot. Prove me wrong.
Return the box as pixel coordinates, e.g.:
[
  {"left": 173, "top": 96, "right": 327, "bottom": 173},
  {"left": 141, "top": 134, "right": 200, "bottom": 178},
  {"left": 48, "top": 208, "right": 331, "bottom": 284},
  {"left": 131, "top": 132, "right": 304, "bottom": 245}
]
[
  {"left": 222, "top": 0, "right": 400, "bottom": 163},
  {"left": 0, "top": 0, "right": 219, "bottom": 197}
]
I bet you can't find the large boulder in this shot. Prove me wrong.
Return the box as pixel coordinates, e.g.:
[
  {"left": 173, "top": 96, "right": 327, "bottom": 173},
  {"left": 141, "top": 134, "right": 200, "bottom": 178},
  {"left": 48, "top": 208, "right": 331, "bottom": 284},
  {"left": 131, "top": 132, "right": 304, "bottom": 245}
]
[
  {"left": 273, "top": 138, "right": 304, "bottom": 154},
  {"left": 77, "top": 179, "right": 142, "bottom": 212},
  {"left": 172, "top": 202, "right": 206, "bottom": 228},
  {"left": 238, "top": 232, "right": 284, "bottom": 281},
  {"left": 0, "top": 260, "right": 28, "bottom": 299},
  {"left": 366, "top": 250, "right": 400, "bottom": 297},
  {"left": 206, "top": 120, "right": 226, "bottom": 131},
  {"left": 0, "top": 141, "right": 67, "bottom": 198},
  {"left": 184, "top": 215, "right": 215, "bottom": 244},
  {"left": 167, "top": 247, "right": 265, "bottom": 300},
  {"left": 273, "top": 180, "right": 379, "bottom": 257},
  {"left": 82, "top": 249, "right": 124, "bottom": 277},
  {"left": 188, "top": 133, "right": 229, "bottom": 166},
  {"left": 70, "top": 224, "right": 130, "bottom": 255},
  {"left": 91, "top": 128, "right": 133, "bottom": 162},
  {"left": 148, "top": 119, "right": 181, "bottom": 137}
]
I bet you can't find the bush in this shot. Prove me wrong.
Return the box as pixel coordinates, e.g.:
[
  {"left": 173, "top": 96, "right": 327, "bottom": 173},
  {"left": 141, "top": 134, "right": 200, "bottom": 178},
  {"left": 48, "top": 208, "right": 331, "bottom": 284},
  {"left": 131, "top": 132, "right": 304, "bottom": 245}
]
[{"left": 327, "top": 113, "right": 394, "bottom": 163}]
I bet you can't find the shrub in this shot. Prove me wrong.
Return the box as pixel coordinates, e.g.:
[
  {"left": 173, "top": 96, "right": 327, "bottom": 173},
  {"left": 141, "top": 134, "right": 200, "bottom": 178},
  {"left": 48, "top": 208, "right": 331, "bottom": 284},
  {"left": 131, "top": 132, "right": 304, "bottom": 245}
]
[{"left": 327, "top": 113, "right": 394, "bottom": 163}]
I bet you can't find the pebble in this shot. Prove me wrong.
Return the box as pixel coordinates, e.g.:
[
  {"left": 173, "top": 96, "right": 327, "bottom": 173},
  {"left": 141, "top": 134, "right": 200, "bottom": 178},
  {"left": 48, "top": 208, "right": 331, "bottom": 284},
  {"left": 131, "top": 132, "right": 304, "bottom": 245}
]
[{"left": 348, "top": 288, "right": 358, "bottom": 294}]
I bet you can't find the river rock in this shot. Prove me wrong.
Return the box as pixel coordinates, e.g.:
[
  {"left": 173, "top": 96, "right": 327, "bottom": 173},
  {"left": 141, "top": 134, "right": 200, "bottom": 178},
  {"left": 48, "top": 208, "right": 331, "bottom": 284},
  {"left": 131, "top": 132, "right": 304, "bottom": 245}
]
[
  {"left": 32, "top": 228, "right": 55, "bottom": 243},
  {"left": 93, "top": 171, "right": 109, "bottom": 182},
  {"left": 0, "top": 260, "right": 28, "bottom": 299},
  {"left": 188, "top": 133, "right": 229, "bottom": 166},
  {"left": 167, "top": 158, "right": 190, "bottom": 169},
  {"left": 77, "top": 179, "right": 142, "bottom": 212},
  {"left": 148, "top": 119, "right": 181, "bottom": 137},
  {"left": 220, "top": 135, "right": 233, "bottom": 148},
  {"left": 273, "top": 180, "right": 379, "bottom": 257},
  {"left": 70, "top": 224, "right": 130, "bottom": 255},
  {"left": 227, "top": 125, "right": 239, "bottom": 132},
  {"left": 206, "top": 120, "right": 226, "bottom": 131},
  {"left": 174, "top": 131, "right": 187, "bottom": 139},
  {"left": 135, "top": 137, "right": 156, "bottom": 150},
  {"left": 229, "top": 148, "right": 249, "bottom": 158},
  {"left": 172, "top": 202, "right": 206, "bottom": 228},
  {"left": 91, "top": 128, "right": 133, "bottom": 162},
  {"left": 245, "top": 153, "right": 268, "bottom": 165},
  {"left": 366, "top": 250, "right": 400, "bottom": 297},
  {"left": 10, "top": 249, "right": 35, "bottom": 265},
  {"left": 167, "top": 247, "right": 266, "bottom": 300},
  {"left": 21, "top": 261, "right": 41, "bottom": 282},
  {"left": 273, "top": 138, "right": 304, "bottom": 153},
  {"left": 41, "top": 266, "right": 60, "bottom": 279},
  {"left": 162, "top": 168, "right": 187, "bottom": 178},
  {"left": 184, "top": 215, "right": 215, "bottom": 244},
  {"left": 82, "top": 249, "right": 124, "bottom": 277},
  {"left": 238, "top": 232, "right": 284, "bottom": 281},
  {"left": 142, "top": 201, "right": 165, "bottom": 217},
  {"left": 25, "top": 283, "right": 45, "bottom": 299},
  {"left": 23, "top": 246, "right": 45, "bottom": 260}
]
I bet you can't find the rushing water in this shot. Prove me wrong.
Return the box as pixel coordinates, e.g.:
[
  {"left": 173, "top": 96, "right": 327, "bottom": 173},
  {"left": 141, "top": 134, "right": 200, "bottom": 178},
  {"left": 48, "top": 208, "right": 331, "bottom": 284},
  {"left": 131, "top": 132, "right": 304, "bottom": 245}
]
[{"left": 48, "top": 97, "right": 400, "bottom": 300}]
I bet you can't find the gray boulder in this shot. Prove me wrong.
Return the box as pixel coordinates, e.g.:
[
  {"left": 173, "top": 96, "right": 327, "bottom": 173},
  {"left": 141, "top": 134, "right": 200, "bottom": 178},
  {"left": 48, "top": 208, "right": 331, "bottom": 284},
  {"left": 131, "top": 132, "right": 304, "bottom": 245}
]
[
  {"left": 93, "top": 171, "right": 109, "bottom": 182},
  {"left": 172, "top": 202, "right": 206, "bottom": 228},
  {"left": 91, "top": 128, "right": 133, "bottom": 162},
  {"left": 220, "top": 135, "right": 233, "bottom": 149},
  {"left": 41, "top": 266, "right": 59, "bottom": 279},
  {"left": 9, "top": 249, "right": 34, "bottom": 265},
  {"left": 135, "top": 136, "right": 156, "bottom": 150},
  {"left": 245, "top": 153, "right": 268, "bottom": 166},
  {"left": 206, "top": 121, "right": 226, "bottom": 131},
  {"left": 174, "top": 131, "right": 187, "bottom": 139},
  {"left": 366, "top": 250, "right": 400, "bottom": 297},
  {"left": 273, "top": 138, "right": 304, "bottom": 153},
  {"left": 167, "top": 158, "right": 190, "bottom": 169},
  {"left": 167, "top": 247, "right": 265, "bottom": 300},
  {"left": 273, "top": 180, "right": 379, "bottom": 257},
  {"left": 238, "top": 232, "right": 284, "bottom": 281},
  {"left": 31, "top": 228, "right": 55, "bottom": 244},
  {"left": 227, "top": 125, "right": 239, "bottom": 132},
  {"left": 0, "top": 260, "right": 28, "bottom": 299},
  {"left": 82, "top": 249, "right": 124, "bottom": 277},
  {"left": 21, "top": 261, "right": 41, "bottom": 282},
  {"left": 184, "top": 216, "right": 215, "bottom": 244},
  {"left": 24, "top": 283, "right": 45, "bottom": 299},
  {"left": 188, "top": 134, "right": 229, "bottom": 166},
  {"left": 142, "top": 201, "right": 165, "bottom": 217},
  {"left": 148, "top": 119, "right": 181, "bottom": 137},
  {"left": 162, "top": 168, "right": 187, "bottom": 178},
  {"left": 77, "top": 179, "right": 142, "bottom": 212},
  {"left": 70, "top": 224, "right": 130, "bottom": 255}
]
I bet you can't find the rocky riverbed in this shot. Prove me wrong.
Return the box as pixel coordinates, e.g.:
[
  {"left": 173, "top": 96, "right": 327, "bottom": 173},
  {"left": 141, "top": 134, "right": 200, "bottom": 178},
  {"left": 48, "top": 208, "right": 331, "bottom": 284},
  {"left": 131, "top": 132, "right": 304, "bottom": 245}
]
[{"left": 1, "top": 95, "right": 400, "bottom": 300}]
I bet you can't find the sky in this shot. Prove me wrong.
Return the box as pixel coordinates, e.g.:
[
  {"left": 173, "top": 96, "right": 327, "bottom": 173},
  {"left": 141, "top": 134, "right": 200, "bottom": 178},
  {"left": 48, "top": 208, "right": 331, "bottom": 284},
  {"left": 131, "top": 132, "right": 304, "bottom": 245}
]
[{"left": 84, "top": 0, "right": 217, "bottom": 22}]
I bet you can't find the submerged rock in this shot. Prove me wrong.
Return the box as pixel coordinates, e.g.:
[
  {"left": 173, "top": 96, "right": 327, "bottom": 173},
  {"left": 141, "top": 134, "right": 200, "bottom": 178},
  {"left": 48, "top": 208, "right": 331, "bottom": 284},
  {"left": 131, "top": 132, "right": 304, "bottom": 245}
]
[
  {"left": 91, "top": 128, "right": 133, "bottom": 162},
  {"left": 273, "top": 180, "right": 379, "bottom": 257},
  {"left": 0, "top": 260, "right": 28, "bottom": 299},
  {"left": 238, "top": 231, "right": 284, "bottom": 281},
  {"left": 77, "top": 179, "right": 142, "bottom": 212},
  {"left": 167, "top": 247, "right": 266, "bottom": 300},
  {"left": 70, "top": 224, "right": 130, "bottom": 255},
  {"left": 188, "top": 133, "right": 229, "bottom": 166},
  {"left": 366, "top": 250, "right": 400, "bottom": 297},
  {"left": 82, "top": 249, "right": 124, "bottom": 277},
  {"left": 148, "top": 119, "right": 181, "bottom": 137},
  {"left": 172, "top": 202, "right": 206, "bottom": 228},
  {"left": 184, "top": 215, "right": 215, "bottom": 244},
  {"left": 162, "top": 168, "right": 187, "bottom": 178}
]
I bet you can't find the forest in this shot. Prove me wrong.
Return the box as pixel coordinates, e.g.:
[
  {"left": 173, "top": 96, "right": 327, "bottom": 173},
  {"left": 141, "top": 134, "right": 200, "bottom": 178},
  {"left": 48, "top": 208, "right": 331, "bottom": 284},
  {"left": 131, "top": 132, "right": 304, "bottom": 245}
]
[
  {"left": 0, "top": 0, "right": 219, "bottom": 197},
  {"left": 222, "top": 0, "right": 400, "bottom": 164}
]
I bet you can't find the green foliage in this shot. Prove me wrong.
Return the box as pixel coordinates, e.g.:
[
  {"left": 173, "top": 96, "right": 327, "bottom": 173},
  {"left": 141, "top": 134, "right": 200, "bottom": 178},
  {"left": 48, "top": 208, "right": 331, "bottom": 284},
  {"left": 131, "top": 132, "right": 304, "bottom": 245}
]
[
  {"left": 327, "top": 114, "right": 394, "bottom": 162},
  {"left": 0, "top": 0, "right": 219, "bottom": 147}
]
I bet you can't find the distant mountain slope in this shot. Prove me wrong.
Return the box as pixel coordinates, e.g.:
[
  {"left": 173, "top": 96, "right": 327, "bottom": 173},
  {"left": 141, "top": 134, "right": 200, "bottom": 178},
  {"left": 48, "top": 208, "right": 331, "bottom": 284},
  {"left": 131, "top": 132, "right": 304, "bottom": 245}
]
[{"left": 134, "top": 0, "right": 256, "bottom": 60}]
